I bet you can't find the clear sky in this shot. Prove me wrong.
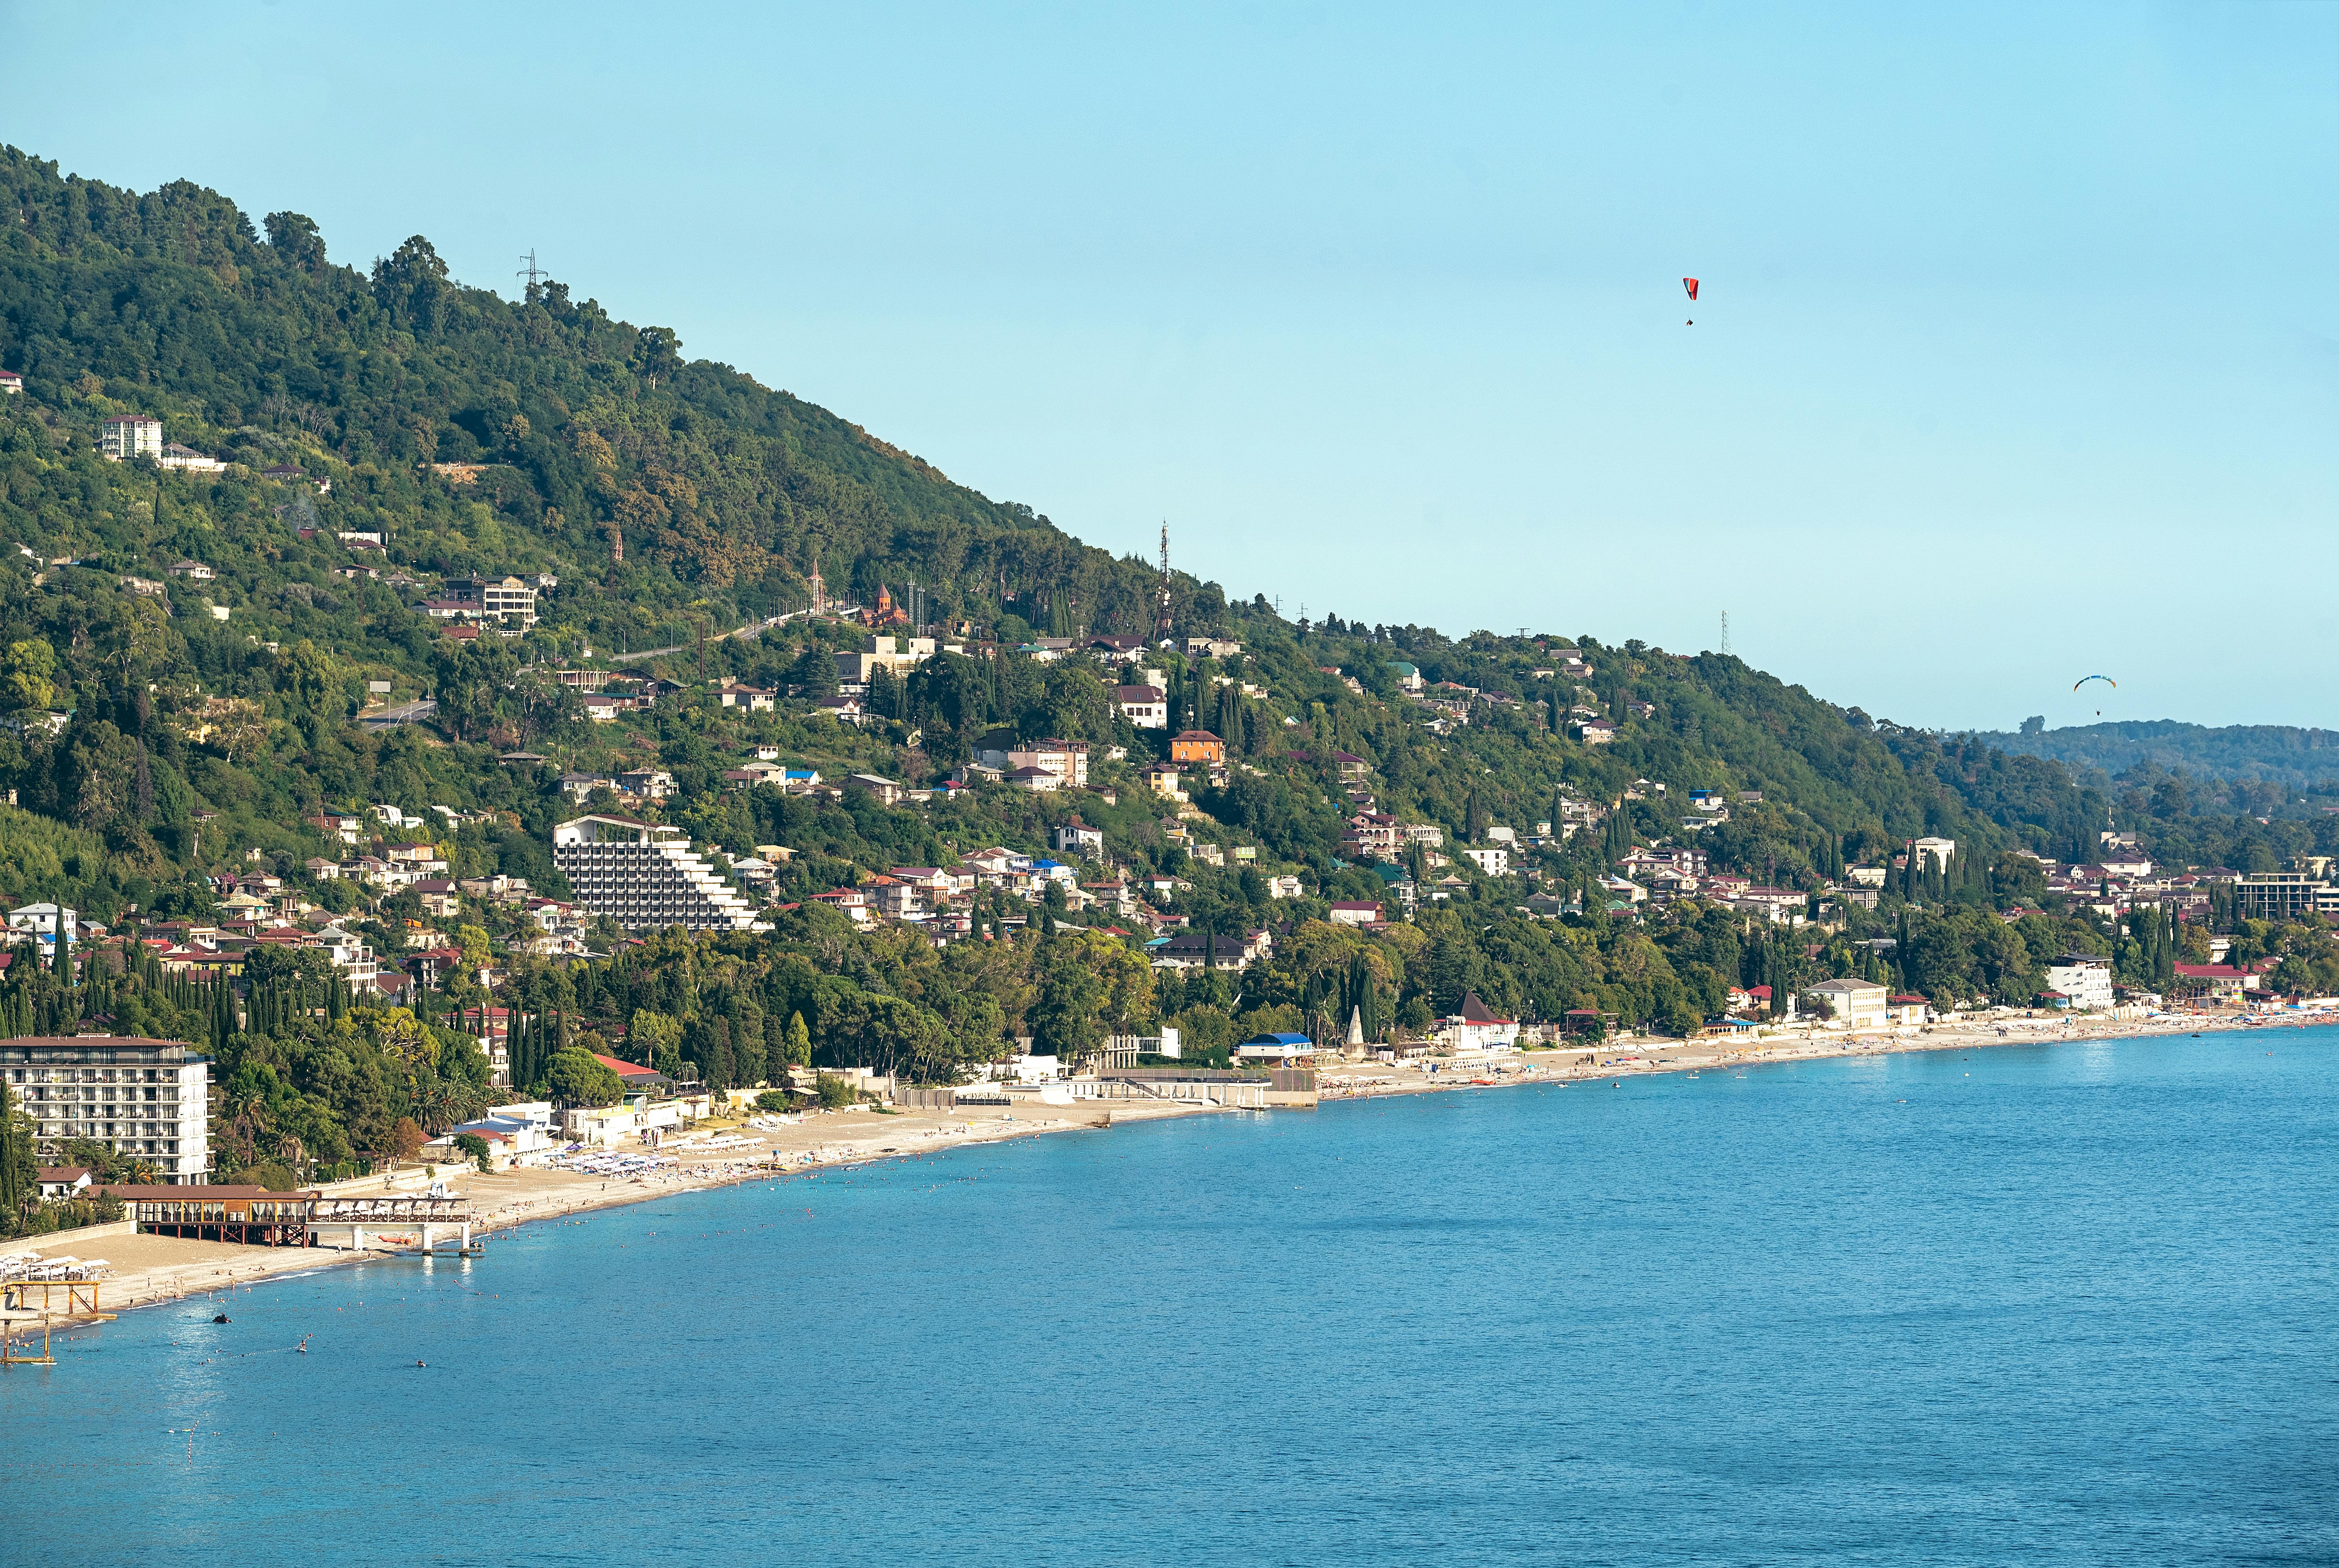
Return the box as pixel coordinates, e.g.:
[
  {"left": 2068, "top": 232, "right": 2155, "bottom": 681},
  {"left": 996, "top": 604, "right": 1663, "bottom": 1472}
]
[{"left": 5, "top": 2, "right": 2334, "bottom": 731}]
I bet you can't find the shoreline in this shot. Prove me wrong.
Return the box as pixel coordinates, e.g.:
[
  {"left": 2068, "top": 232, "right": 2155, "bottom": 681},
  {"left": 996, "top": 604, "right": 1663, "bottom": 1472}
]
[{"left": 6, "top": 1008, "right": 2317, "bottom": 1340}]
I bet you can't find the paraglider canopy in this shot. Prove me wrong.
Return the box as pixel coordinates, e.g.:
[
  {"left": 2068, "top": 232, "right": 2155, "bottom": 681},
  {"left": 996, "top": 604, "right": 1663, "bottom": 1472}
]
[
  {"left": 1682, "top": 278, "right": 1699, "bottom": 301},
  {"left": 2071, "top": 675, "right": 2116, "bottom": 692}
]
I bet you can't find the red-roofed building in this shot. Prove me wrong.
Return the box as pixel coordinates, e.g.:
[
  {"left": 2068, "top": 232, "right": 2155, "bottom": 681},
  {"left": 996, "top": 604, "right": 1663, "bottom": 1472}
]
[
  {"left": 2173, "top": 963, "right": 2251, "bottom": 1003},
  {"left": 591, "top": 1052, "right": 671, "bottom": 1094},
  {"left": 1438, "top": 990, "right": 1519, "bottom": 1052}
]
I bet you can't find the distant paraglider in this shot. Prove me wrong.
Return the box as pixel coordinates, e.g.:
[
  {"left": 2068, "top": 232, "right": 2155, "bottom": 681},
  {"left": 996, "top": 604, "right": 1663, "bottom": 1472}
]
[
  {"left": 1683, "top": 277, "right": 1698, "bottom": 326},
  {"left": 2073, "top": 673, "right": 2116, "bottom": 717}
]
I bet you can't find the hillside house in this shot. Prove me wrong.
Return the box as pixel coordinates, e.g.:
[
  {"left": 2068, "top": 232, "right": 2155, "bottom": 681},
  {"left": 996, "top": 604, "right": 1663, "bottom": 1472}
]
[
  {"left": 1170, "top": 730, "right": 1226, "bottom": 767},
  {"left": 1008, "top": 739, "right": 1088, "bottom": 788},
  {"left": 1113, "top": 684, "right": 1168, "bottom": 729}
]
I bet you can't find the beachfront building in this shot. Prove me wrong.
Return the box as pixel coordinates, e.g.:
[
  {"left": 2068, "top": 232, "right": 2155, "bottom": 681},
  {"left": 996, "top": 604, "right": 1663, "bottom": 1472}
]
[
  {"left": 2043, "top": 954, "right": 2115, "bottom": 1012},
  {"left": 1236, "top": 1031, "right": 1319, "bottom": 1066},
  {"left": 551, "top": 815, "right": 763, "bottom": 932},
  {"left": 1805, "top": 978, "right": 1889, "bottom": 1029},
  {"left": 1435, "top": 991, "right": 1520, "bottom": 1052},
  {"left": 0, "top": 1035, "right": 211, "bottom": 1182}
]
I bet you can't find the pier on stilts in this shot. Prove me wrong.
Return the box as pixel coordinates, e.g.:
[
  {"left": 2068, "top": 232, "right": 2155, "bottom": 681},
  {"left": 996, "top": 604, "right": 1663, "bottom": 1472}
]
[{"left": 305, "top": 1195, "right": 480, "bottom": 1256}]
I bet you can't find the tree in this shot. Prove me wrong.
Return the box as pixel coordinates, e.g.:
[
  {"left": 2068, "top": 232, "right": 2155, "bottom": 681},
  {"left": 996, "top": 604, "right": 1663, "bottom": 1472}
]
[
  {"left": 790, "top": 642, "right": 840, "bottom": 700},
  {"left": 264, "top": 210, "right": 326, "bottom": 270},
  {"left": 546, "top": 1048, "right": 624, "bottom": 1109},
  {"left": 431, "top": 640, "right": 520, "bottom": 744},
  {"left": 632, "top": 326, "right": 683, "bottom": 387},
  {"left": 1029, "top": 930, "right": 1152, "bottom": 1067},
  {"left": 456, "top": 924, "right": 493, "bottom": 975},
  {"left": 372, "top": 235, "right": 451, "bottom": 327},
  {"left": 388, "top": 1116, "right": 427, "bottom": 1163},
  {"left": 0, "top": 1079, "right": 33, "bottom": 1228},
  {"left": 3, "top": 640, "right": 57, "bottom": 713},
  {"left": 630, "top": 1008, "right": 684, "bottom": 1076}
]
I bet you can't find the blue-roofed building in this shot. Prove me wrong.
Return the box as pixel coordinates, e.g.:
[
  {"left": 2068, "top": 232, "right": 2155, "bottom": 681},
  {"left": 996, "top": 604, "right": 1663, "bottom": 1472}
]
[{"left": 1236, "top": 1031, "right": 1318, "bottom": 1064}]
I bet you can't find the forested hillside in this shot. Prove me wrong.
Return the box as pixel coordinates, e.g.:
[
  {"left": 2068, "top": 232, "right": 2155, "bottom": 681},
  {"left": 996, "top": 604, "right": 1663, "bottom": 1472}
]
[
  {"left": 1978, "top": 719, "right": 2339, "bottom": 798},
  {"left": 2, "top": 145, "right": 2336, "bottom": 1188}
]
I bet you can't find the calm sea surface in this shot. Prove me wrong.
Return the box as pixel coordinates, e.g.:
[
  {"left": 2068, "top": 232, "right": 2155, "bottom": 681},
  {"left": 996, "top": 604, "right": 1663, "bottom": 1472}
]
[{"left": 4, "top": 1028, "right": 2335, "bottom": 1565}]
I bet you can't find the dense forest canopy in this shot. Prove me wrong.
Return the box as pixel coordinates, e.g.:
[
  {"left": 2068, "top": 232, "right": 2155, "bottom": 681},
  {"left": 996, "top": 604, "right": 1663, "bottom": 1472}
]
[{"left": 1977, "top": 718, "right": 2339, "bottom": 796}]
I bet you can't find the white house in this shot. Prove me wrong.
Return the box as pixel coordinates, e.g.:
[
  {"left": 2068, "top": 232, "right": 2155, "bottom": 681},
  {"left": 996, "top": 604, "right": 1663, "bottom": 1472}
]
[
  {"left": 1806, "top": 977, "right": 1889, "bottom": 1029},
  {"left": 1436, "top": 992, "right": 1518, "bottom": 1052},
  {"left": 1113, "top": 684, "right": 1168, "bottom": 729},
  {"left": 5, "top": 902, "right": 77, "bottom": 953},
  {"left": 159, "top": 443, "right": 227, "bottom": 475},
  {"left": 1461, "top": 846, "right": 1510, "bottom": 876}
]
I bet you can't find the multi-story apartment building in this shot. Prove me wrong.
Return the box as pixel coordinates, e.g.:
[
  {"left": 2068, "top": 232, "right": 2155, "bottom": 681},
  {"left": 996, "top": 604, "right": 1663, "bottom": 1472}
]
[
  {"left": 99, "top": 414, "right": 163, "bottom": 462},
  {"left": 2235, "top": 866, "right": 2339, "bottom": 922},
  {"left": 551, "top": 815, "right": 763, "bottom": 932},
  {"left": 0, "top": 1035, "right": 210, "bottom": 1182},
  {"left": 434, "top": 575, "right": 541, "bottom": 626}
]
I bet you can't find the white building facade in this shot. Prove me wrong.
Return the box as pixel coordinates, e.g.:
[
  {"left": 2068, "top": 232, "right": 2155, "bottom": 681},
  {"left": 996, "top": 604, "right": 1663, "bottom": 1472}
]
[
  {"left": 552, "top": 815, "right": 763, "bottom": 931},
  {"left": 1807, "top": 978, "right": 1889, "bottom": 1029},
  {"left": 0, "top": 1035, "right": 210, "bottom": 1182},
  {"left": 99, "top": 415, "right": 163, "bottom": 461},
  {"left": 2044, "top": 954, "right": 2115, "bottom": 1011}
]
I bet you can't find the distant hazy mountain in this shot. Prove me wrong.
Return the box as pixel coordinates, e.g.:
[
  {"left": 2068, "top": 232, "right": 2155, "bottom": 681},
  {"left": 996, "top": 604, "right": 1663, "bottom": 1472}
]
[{"left": 1975, "top": 719, "right": 2339, "bottom": 788}]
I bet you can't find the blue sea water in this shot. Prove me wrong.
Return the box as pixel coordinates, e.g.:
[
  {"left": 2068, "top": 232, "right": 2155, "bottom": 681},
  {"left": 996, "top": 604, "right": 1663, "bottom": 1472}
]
[{"left": 4, "top": 1028, "right": 2335, "bottom": 1565}]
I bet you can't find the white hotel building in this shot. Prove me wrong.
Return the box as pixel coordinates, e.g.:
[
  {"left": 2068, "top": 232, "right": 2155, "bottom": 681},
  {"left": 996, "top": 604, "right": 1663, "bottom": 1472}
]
[
  {"left": 1, "top": 1035, "right": 211, "bottom": 1182},
  {"left": 552, "top": 815, "right": 764, "bottom": 932}
]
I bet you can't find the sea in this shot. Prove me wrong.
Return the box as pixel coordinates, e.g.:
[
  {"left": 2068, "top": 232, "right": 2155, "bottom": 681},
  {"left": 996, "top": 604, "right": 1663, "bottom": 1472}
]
[{"left": 4, "top": 1027, "right": 2334, "bottom": 1566}]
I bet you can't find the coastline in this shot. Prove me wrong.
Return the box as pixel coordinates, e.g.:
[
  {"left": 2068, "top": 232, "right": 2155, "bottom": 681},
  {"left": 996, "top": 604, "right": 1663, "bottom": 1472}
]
[{"left": 6, "top": 1008, "right": 2313, "bottom": 1337}]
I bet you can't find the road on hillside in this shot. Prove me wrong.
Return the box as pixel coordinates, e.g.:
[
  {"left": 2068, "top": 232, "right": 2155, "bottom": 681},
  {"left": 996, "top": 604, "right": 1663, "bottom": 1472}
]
[{"left": 605, "top": 606, "right": 853, "bottom": 664}]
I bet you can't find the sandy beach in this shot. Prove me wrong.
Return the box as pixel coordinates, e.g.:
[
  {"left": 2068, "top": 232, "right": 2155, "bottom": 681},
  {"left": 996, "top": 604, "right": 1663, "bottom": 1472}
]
[{"left": 6, "top": 1006, "right": 2313, "bottom": 1338}]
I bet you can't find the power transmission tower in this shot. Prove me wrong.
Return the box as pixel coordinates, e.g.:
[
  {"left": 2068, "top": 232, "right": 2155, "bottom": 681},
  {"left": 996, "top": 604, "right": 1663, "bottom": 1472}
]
[{"left": 516, "top": 250, "right": 546, "bottom": 303}]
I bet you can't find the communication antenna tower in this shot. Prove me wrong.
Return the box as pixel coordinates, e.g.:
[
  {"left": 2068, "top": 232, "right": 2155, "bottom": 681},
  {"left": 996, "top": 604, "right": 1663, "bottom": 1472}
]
[
  {"left": 517, "top": 250, "right": 546, "bottom": 301},
  {"left": 1720, "top": 610, "right": 1731, "bottom": 657},
  {"left": 1155, "top": 522, "right": 1174, "bottom": 641}
]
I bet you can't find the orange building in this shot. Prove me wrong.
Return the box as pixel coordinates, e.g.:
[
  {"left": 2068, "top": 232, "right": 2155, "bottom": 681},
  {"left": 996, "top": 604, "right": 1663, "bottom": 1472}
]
[{"left": 1170, "top": 729, "right": 1225, "bottom": 767}]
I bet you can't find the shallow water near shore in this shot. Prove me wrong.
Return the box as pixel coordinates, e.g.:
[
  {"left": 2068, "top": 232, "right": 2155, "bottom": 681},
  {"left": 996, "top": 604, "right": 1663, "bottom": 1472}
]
[{"left": 5, "top": 1027, "right": 2335, "bottom": 1565}]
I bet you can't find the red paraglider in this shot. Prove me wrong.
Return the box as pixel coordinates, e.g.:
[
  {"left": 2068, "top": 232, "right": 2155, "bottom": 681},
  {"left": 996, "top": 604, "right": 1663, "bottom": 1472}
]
[{"left": 1683, "top": 277, "right": 1698, "bottom": 325}]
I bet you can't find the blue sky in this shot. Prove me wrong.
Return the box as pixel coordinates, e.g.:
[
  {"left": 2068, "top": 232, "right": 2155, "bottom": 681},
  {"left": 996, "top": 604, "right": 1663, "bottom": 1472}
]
[{"left": 5, "top": 2, "right": 2334, "bottom": 730}]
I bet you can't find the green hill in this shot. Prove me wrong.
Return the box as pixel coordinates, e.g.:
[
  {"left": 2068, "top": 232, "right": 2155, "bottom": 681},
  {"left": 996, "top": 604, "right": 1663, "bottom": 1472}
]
[
  {"left": 0, "top": 144, "right": 2335, "bottom": 1194},
  {"left": 1976, "top": 719, "right": 2339, "bottom": 794}
]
